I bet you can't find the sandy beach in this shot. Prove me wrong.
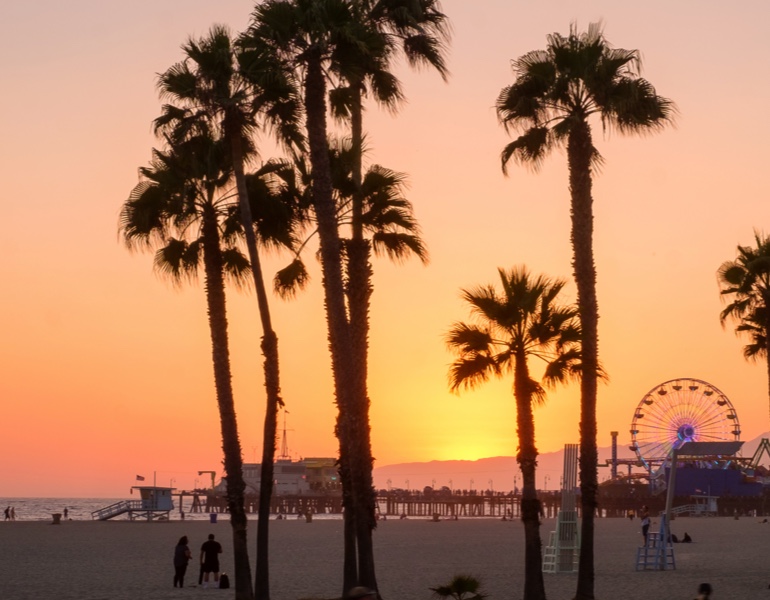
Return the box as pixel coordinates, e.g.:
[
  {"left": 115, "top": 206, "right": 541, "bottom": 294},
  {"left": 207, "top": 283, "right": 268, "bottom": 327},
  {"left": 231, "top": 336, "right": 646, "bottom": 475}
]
[{"left": 0, "top": 515, "right": 766, "bottom": 599}]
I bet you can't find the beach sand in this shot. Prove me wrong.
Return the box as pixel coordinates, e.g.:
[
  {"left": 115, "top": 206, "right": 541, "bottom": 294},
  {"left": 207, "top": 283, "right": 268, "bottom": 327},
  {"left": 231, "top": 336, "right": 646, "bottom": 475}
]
[{"left": 0, "top": 515, "right": 766, "bottom": 599}]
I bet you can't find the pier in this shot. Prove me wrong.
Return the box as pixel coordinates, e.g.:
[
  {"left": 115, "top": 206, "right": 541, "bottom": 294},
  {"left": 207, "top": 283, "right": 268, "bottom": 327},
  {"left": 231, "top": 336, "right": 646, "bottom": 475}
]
[{"left": 173, "top": 485, "right": 770, "bottom": 519}]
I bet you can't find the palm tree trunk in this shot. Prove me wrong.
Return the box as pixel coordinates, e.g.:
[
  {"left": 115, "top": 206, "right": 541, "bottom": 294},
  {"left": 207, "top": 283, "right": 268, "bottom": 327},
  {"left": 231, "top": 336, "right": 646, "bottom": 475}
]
[
  {"left": 200, "top": 204, "right": 253, "bottom": 600},
  {"left": 227, "top": 116, "right": 283, "bottom": 600},
  {"left": 305, "top": 51, "right": 362, "bottom": 594},
  {"left": 348, "top": 84, "right": 379, "bottom": 593},
  {"left": 255, "top": 330, "right": 280, "bottom": 600},
  {"left": 513, "top": 353, "right": 546, "bottom": 600},
  {"left": 568, "top": 122, "right": 599, "bottom": 600}
]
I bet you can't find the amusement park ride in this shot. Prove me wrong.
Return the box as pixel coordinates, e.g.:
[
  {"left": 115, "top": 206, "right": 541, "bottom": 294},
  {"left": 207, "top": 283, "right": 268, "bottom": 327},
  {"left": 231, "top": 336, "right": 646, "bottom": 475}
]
[
  {"left": 601, "top": 377, "right": 770, "bottom": 490},
  {"left": 602, "top": 377, "right": 769, "bottom": 570},
  {"left": 546, "top": 376, "right": 770, "bottom": 572}
]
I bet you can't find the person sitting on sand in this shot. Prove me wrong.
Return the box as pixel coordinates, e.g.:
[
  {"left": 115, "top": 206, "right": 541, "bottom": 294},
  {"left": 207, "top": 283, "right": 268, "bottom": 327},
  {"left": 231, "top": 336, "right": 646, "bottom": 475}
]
[
  {"left": 682, "top": 532, "right": 692, "bottom": 543},
  {"left": 694, "top": 582, "right": 711, "bottom": 599}
]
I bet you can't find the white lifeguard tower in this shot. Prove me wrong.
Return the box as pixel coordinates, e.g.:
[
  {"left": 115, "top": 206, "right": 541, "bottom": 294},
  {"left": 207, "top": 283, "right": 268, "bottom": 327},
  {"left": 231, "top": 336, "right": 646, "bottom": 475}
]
[
  {"left": 543, "top": 444, "right": 580, "bottom": 573},
  {"left": 92, "top": 486, "right": 175, "bottom": 521}
]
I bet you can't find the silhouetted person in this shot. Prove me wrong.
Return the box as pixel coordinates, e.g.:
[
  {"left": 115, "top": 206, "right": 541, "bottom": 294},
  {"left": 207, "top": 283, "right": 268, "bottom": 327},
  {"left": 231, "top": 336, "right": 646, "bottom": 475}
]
[
  {"left": 173, "top": 535, "right": 192, "bottom": 588},
  {"left": 200, "top": 533, "right": 222, "bottom": 588},
  {"left": 683, "top": 532, "right": 692, "bottom": 543},
  {"left": 640, "top": 505, "right": 651, "bottom": 545}
]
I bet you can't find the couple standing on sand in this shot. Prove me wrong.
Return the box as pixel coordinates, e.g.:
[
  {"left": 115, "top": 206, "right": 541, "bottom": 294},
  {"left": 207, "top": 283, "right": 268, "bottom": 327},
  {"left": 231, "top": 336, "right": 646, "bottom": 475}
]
[{"left": 173, "top": 533, "right": 223, "bottom": 588}]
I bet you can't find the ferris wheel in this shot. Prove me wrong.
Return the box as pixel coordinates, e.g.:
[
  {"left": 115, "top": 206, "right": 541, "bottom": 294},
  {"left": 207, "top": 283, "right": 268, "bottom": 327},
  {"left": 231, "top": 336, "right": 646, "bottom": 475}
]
[{"left": 629, "top": 378, "right": 741, "bottom": 470}]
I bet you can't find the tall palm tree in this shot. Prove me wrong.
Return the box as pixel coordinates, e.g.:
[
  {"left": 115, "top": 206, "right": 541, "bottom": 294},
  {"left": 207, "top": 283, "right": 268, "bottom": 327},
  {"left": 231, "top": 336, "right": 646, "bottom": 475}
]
[
  {"left": 446, "top": 266, "right": 581, "bottom": 600},
  {"left": 240, "top": 2, "right": 386, "bottom": 593},
  {"left": 154, "top": 26, "right": 304, "bottom": 600},
  {"left": 328, "top": 4, "right": 449, "bottom": 586},
  {"left": 718, "top": 231, "right": 770, "bottom": 419},
  {"left": 119, "top": 136, "right": 255, "bottom": 599},
  {"left": 495, "top": 23, "right": 675, "bottom": 599},
  {"left": 270, "top": 140, "right": 428, "bottom": 595}
]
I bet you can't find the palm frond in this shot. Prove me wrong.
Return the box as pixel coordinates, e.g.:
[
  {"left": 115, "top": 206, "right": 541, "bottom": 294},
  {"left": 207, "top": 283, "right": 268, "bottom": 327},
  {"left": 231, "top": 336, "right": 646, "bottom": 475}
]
[
  {"left": 274, "top": 258, "right": 310, "bottom": 299},
  {"left": 500, "top": 127, "right": 551, "bottom": 174}
]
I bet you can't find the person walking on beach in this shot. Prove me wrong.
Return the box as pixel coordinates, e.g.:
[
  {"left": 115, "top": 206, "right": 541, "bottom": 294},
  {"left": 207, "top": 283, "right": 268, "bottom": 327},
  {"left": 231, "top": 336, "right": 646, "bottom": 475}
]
[
  {"left": 640, "top": 505, "right": 651, "bottom": 545},
  {"left": 173, "top": 536, "right": 192, "bottom": 588},
  {"left": 3, "top": 507, "right": 9, "bottom": 521},
  {"left": 200, "top": 533, "right": 222, "bottom": 588}
]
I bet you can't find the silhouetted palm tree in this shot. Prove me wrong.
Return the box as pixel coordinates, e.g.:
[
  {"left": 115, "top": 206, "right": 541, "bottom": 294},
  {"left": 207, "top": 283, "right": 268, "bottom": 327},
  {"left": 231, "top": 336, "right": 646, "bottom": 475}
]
[
  {"left": 719, "top": 231, "right": 770, "bottom": 420},
  {"left": 430, "top": 574, "right": 488, "bottom": 600},
  {"left": 495, "top": 23, "right": 675, "bottom": 598},
  {"left": 240, "top": 2, "right": 385, "bottom": 593},
  {"left": 119, "top": 136, "right": 254, "bottom": 599},
  {"left": 447, "top": 266, "right": 581, "bottom": 600},
  {"left": 154, "top": 26, "right": 304, "bottom": 600},
  {"left": 328, "top": 5, "right": 449, "bottom": 585}
]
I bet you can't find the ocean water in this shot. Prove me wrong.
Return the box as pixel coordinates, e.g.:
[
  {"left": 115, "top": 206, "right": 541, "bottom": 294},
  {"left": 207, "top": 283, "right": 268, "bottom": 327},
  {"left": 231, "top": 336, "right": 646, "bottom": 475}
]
[
  {"left": 0, "top": 497, "right": 233, "bottom": 522},
  {"left": 0, "top": 497, "right": 344, "bottom": 522}
]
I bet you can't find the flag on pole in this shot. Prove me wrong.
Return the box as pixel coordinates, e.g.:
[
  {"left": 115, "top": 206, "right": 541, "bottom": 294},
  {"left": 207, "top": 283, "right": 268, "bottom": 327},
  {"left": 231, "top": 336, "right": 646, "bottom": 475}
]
[{"left": 136, "top": 475, "right": 145, "bottom": 481}]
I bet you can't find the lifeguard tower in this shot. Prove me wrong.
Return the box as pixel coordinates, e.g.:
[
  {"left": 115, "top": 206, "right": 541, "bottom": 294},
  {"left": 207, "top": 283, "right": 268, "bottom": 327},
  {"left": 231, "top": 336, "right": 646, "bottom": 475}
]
[
  {"left": 91, "top": 486, "right": 175, "bottom": 521},
  {"left": 543, "top": 444, "right": 580, "bottom": 573}
]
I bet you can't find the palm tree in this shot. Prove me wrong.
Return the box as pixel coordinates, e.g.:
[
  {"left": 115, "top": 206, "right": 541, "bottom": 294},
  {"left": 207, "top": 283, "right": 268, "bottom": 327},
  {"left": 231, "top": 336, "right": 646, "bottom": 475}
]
[
  {"left": 718, "top": 231, "right": 770, "bottom": 419},
  {"left": 154, "top": 26, "right": 304, "bottom": 600},
  {"left": 119, "top": 136, "right": 255, "bottom": 599},
  {"left": 240, "top": 2, "right": 386, "bottom": 593},
  {"left": 446, "top": 266, "right": 581, "bottom": 600},
  {"left": 495, "top": 23, "right": 675, "bottom": 599},
  {"left": 430, "top": 574, "right": 488, "bottom": 600},
  {"left": 328, "top": 4, "right": 449, "bottom": 587}
]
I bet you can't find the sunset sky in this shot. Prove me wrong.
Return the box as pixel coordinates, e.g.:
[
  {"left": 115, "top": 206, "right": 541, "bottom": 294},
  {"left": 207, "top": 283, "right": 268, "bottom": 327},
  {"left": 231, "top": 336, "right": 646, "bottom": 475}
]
[{"left": 2, "top": 1, "right": 769, "bottom": 498}]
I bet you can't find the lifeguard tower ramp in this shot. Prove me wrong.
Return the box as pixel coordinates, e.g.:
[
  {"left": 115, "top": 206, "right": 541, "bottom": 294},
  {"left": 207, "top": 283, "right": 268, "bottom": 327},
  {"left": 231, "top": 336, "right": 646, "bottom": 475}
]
[
  {"left": 543, "top": 444, "right": 580, "bottom": 573},
  {"left": 92, "top": 486, "right": 174, "bottom": 521}
]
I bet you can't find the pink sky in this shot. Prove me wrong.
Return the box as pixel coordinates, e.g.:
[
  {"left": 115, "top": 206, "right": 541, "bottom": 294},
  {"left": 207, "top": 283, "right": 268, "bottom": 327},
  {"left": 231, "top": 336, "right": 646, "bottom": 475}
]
[{"left": 1, "top": 1, "right": 769, "bottom": 497}]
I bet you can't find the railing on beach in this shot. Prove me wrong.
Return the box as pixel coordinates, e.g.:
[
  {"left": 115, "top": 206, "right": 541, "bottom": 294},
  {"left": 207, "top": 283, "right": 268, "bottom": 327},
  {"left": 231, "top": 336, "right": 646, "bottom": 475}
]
[{"left": 91, "top": 500, "right": 141, "bottom": 521}]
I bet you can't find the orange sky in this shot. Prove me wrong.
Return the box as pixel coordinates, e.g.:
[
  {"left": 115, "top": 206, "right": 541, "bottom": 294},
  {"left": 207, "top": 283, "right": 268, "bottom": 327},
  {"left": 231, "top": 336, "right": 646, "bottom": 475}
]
[{"left": 2, "top": 1, "right": 769, "bottom": 498}]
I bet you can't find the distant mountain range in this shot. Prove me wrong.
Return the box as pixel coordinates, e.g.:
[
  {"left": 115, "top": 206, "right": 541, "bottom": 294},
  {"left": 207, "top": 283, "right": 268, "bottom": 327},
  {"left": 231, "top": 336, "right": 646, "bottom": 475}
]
[{"left": 372, "top": 431, "right": 770, "bottom": 492}]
